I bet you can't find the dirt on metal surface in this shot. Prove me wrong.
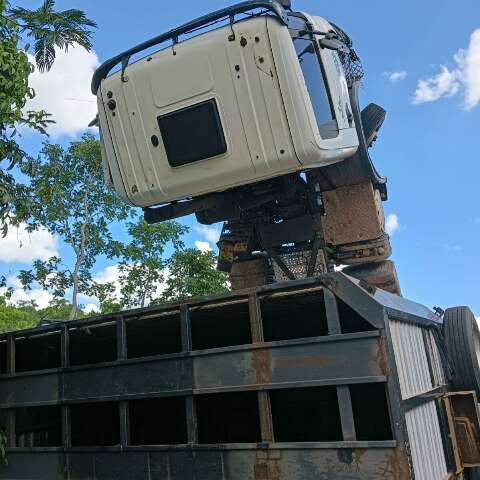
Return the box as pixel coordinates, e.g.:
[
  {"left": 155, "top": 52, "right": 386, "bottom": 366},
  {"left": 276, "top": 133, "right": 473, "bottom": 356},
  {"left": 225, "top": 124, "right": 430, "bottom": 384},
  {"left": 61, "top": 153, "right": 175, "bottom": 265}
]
[
  {"left": 252, "top": 346, "right": 272, "bottom": 384},
  {"left": 377, "top": 335, "right": 390, "bottom": 376},
  {"left": 379, "top": 448, "right": 411, "bottom": 480},
  {"left": 254, "top": 452, "right": 281, "bottom": 480},
  {"left": 323, "top": 181, "right": 384, "bottom": 246},
  {"left": 230, "top": 259, "right": 271, "bottom": 290}
]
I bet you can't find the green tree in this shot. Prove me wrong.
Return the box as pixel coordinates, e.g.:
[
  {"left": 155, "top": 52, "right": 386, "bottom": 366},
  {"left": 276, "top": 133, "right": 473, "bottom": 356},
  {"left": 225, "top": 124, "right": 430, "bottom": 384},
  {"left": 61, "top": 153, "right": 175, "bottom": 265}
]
[
  {"left": 37, "top": 298, "right": 84, "bottom": 321},
  {"left": 0, "top": 295, "right": 37, "bottom": 333},
  {"left": 88, "top": 281, "right": 121, "bottom": 315},
  {"left": 160, "top": 248, "right": 229, "bottom": 302},
  {"left": 0, "top": 0, "right": 96, "bottom": 229},
  {"left": 18, "top": 135, "right": 131, "bottom": 320},
  {"left": 91, "top": 219, "right": 187, "bottom": 309}
]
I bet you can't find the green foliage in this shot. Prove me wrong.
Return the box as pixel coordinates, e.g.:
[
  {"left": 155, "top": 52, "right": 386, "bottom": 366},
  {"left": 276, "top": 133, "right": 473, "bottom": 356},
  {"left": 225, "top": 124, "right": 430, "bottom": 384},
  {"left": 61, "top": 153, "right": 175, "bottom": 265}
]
[
  {"left": 90, "top": 219, "right": 187, "bottom": 309},
  {"left": 37, "top": 298, "right": 84, "bottom": 321},
  {"left": 18, "top": 135, "right": 131, "bottom": 319},
  {"left": 8, "top": 0, "right": 97, "bottom": 72},
  {"left": 160, "top": 248, "right": 229, "bottom": 303},
  {"left": 0, "top": 0, "right": 96, "bottom": 230},
  {"left": 0, "top": 295, "right": 37, "bottom": 333},
  {"left": 0, "top": 0, "right": 51, "bottom": 230}
]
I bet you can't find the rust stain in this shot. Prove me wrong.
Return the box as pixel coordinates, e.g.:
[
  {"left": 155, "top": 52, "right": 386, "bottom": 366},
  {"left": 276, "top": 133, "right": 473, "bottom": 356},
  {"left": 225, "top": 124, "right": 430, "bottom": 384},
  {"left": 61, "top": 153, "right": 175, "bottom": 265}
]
[
  {"left": 353, "top": 448, "right": 366, "bottom": 471},
  {"left": 379, "top": 448, "right": 411, "bottom": 480},
  {"left": 275, "top": 355, "right": 333, "bottom": 368},
  {"left": 377, "top": 335, "right": 390, "bottom": 376},
  {"left": 252, "top": 346, "right": 272, "bottom": 384},
  {"left": 254, "top": 457, "right": 281, "bottom": 480}
]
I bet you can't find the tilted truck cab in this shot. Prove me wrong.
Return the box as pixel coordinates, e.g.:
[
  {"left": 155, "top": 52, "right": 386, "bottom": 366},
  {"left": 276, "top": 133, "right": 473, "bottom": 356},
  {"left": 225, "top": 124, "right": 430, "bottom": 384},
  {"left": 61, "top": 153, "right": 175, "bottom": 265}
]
[
  {"left": 93, "top": 0, "right": 398, "bottom": 295},
  {"left": 94, "top": 5, "right": 359, "bottom": 208}
]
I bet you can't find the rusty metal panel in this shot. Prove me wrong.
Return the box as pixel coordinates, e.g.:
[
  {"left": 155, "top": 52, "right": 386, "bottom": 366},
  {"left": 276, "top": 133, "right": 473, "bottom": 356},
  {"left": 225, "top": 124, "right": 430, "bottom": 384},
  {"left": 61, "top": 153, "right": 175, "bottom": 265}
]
[
  {"left": 193, "top": 333, "right": 384, "bottom": 391},
  {"left": 3, "top": 447, "right": 410, "bottom": 480},
  {"left": 389, "top": 320, "right": 432, "bottom": 399},
  {"left": 405, "top": 401, "right": 448, "bottom": 480},
  {"left": 62, "top": 357, "right": 192, "bottom": 401}
]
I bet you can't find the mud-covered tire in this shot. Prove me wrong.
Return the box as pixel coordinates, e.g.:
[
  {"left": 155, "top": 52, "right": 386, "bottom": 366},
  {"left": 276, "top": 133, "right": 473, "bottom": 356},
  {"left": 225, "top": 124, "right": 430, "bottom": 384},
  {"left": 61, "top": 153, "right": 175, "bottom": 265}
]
[
  {"left": 443, "top": 306, "right": 480, "bottom": 398},
  {"left": 229, "top": 259, "right": 271, "bottom": 291},
  {"left": 343, "top": 260, "right": 401, "bottom": 295},
  {"left": 361, "top": 103, "right": 386, "bottom": 147}
]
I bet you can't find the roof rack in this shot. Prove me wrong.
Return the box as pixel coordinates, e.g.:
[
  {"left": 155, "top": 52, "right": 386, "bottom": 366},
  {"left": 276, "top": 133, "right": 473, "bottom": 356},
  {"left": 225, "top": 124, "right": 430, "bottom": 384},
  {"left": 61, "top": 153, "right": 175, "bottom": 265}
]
[{"left": 91, "top": 0, "right": 290, "bottom": 94}]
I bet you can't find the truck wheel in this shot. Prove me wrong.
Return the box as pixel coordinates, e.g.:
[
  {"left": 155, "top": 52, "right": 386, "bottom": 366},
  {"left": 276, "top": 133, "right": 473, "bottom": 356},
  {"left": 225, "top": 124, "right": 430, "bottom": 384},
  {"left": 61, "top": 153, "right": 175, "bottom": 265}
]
[
  {"left": 229, "top": 258, "right": 271, "bottom": 291},
  {"left": 343, "top": 260, "right": 401, "bottom": 295},
  {"left": 443, "top": 306, "right": 480, "bottom": 398},
  {"left": 361, "top": 103, "right": 386, "bottom": 148}
]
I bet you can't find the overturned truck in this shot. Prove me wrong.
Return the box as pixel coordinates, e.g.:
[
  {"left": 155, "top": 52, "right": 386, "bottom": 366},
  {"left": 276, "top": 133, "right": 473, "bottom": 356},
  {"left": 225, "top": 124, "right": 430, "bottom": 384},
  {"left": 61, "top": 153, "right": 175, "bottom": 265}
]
[{"left": 1, "top": 273, "right": 480, "bottom": 479}]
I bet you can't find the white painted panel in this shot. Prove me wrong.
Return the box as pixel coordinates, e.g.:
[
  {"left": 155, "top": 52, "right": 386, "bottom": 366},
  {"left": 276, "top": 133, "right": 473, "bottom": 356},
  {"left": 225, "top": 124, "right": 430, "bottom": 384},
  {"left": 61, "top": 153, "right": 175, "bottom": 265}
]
[{"left": 390, "top": 320, "right": 432, "bottom": 399}]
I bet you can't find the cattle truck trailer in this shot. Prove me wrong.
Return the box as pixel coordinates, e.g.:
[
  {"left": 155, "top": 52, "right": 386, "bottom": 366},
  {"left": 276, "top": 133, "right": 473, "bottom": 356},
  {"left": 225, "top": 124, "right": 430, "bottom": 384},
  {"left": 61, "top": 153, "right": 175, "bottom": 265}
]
[{"left": 1, "top": 273, "right": 480, "bottom": 479}]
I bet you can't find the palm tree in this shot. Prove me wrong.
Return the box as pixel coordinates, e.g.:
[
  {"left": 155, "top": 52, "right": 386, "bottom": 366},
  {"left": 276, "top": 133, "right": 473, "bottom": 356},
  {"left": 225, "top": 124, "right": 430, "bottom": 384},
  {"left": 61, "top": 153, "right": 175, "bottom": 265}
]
[{"left": 7, "top": 0, "right": 97, "bottom": 72}]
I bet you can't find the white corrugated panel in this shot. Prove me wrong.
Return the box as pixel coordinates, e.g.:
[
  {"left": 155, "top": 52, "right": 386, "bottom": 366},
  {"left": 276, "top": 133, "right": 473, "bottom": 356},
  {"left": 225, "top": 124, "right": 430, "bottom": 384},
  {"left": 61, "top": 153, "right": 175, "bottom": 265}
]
[
  {"left": 405, "top": 401, "right": 448, "bottom": 480},
  {"left": 426, "top": 329, "right": 447, "bottom": 387},
  {"left": 390, "top": 320, "right": 433, "bottom": 399}
]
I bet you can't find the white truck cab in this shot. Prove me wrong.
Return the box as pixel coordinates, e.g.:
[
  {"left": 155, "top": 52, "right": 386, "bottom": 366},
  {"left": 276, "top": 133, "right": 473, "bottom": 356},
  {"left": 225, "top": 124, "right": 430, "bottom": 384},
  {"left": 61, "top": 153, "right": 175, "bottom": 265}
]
[{"left": 93, "top": 1, "right": 360, "bottom": 209}]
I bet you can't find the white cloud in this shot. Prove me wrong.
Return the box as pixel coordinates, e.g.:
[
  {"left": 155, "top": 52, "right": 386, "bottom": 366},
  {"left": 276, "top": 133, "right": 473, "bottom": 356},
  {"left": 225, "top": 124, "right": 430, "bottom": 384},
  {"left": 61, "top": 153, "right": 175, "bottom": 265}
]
[
  {"left": 9, "top": 288, "right": 54, "bottom": 309},
  {"left": 385, "top": 213, "right": 400, "bottom": 236},
  {"left": 0, "top": 223, "right": 58, "bottom": 263},
  {"left": 386, "top": 71, "right": 407, "bottom": 82},
  {"left": 83, "top": 303, "right": 100, "bottom": 314},
  {"left": 456, "top": 29, "right": 480, "bottom": 110},
  {"left": 26, "top": 45, "right": 99, "bottom": 137},
  {"left": 0, "top": 277, "right": 54, "bottom": 309},
  {"left": 195, "top": 240, "right": 212, "bottom": 252},
  {"left": 93, "top": 264, "right": 122, "bottom": 299},
  {"left": 412, "top": 66, "right": 461, "bottom": 104},
  {"left": 412, "top": 28, "right": 480, "bottom": 109},
  {"left": 194, "top": 225, "right": 221, "bottom": 244},
  {"left": 91, "top": 264, "right": 170, "bottom": 307}
]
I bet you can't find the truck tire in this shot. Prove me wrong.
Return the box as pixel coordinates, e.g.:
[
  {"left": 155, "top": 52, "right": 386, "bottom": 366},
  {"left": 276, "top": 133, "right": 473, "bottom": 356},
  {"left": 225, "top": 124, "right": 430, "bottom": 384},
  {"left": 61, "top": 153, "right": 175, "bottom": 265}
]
[
  {"left": 361, "top": 103, "right": 386, "bottom": 148},
  {"left": 443, "top": 306, "right": 480, "bottom": 398},
  {"left": 343, "top": 260, "right": 401, "bottom": 295},
  {"left": 229, "top": 258, "right": 271, "bottom": 291}
]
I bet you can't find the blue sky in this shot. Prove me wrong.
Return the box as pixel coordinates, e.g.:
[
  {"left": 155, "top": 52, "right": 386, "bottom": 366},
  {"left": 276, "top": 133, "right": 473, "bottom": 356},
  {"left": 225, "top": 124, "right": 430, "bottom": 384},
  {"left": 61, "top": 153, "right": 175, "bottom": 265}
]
[{"left": 1, "top": 0, "right": 479, "bottom": 315}]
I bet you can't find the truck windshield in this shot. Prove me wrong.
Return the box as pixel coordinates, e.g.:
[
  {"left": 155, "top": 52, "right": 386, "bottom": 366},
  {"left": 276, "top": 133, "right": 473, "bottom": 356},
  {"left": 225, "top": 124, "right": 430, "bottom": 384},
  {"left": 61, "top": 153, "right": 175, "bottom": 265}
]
[{"left": 293, "top": 36, "right": 336, "bottom": 136}]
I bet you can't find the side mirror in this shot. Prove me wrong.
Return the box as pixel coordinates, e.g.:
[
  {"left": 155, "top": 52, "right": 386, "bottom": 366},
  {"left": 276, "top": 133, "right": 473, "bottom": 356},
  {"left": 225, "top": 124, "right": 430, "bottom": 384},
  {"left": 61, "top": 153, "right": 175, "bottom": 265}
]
[{"left": 319, "top": 38, "right": 348, "bottom": 53}]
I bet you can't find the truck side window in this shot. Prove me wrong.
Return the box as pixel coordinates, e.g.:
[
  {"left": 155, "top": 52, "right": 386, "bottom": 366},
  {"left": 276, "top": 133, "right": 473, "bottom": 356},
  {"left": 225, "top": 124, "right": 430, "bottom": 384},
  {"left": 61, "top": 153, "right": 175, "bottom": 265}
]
[{"left": 293, "top": 37, "right": 338, "bottom": 139}]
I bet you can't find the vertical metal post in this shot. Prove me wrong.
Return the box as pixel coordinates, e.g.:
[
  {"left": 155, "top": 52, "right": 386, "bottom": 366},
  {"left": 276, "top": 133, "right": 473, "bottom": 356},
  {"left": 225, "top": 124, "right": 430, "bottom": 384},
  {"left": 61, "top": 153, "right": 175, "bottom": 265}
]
[
  {"left": 6, "top": 335, "right": 15, "bottom": 375},
  {"left": 116, "top": 316, "right": 129, "bottom": 446},
  {"left": 119, "top": 401, "right": 129, "bottom": 447},
  {"left": 61, "top": 325, "right": 70, "bottom": 368},
  {"left": 116, "top": 315, "right": 127, "bottom": 360},
  {"left": 5, "top": 336, "right": 15, "bottom": 446},
  {"left": 62, "top": 406, "right": 71, "bottom": 448},
  {"left": 248, "top": 293, "right": 263, "bottom": 343},
  {"left": 336, "top": 386, "right": 356, "bottom": 441},
  {"left": 180, "top": 305, "right": 192, "bottom": 351},
  {"left": 324, "top": 288, "right": 357, "bottom": 440},
  {"left": 249, "top": 293, "right": 274, "bottom": 442},
  {"left": 6, "top": 409, "right": 15, "bottom": 448},
  {"left": 324, "top": 288, "right": 341, "bottom": 335},
  {"left": 181, "top": 305, "right": 197, "bottom": 444}
]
